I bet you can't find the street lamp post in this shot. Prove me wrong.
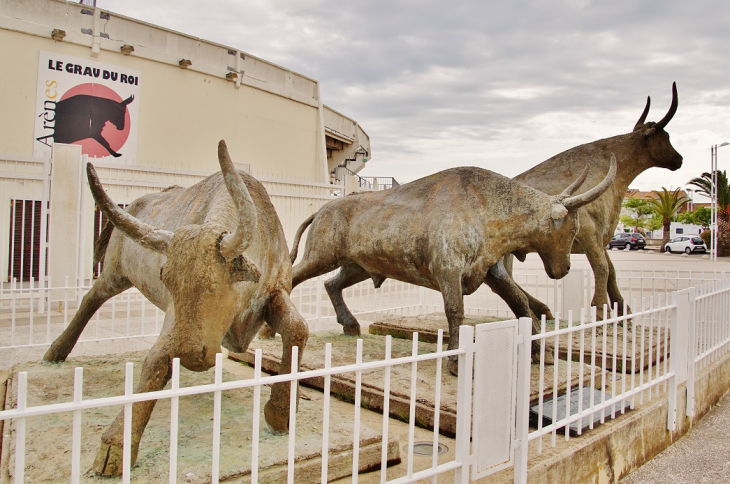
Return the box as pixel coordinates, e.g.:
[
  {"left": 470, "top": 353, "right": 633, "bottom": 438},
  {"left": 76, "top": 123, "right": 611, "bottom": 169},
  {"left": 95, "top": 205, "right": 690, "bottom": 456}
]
[{"left": 710, "top": 142, "right": 730, "bottom": 261}]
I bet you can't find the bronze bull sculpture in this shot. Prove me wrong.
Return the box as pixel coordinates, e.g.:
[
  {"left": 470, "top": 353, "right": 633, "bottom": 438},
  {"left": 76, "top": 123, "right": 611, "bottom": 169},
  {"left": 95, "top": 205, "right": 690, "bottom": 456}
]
[
  {"left": 504, "top": 83, "right": 683, "bottom": 321},
  {"left": 289, "top": 156, "right": 616, "bottom": 375},
  {"left": 43, "top": 141, "right": 308, "bottom": 476}
]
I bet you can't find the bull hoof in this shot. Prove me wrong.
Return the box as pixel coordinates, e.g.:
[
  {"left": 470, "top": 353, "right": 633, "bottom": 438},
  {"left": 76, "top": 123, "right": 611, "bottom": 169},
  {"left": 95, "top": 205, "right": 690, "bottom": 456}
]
[
  {"left": 42, "top": 343, "right": 69, "bottom": 363},
  {"left": 447, "top": 357, "right": 458, "bottom": 376},
  {"left": 343, "top": 323, "right": 361, "bottom": 336},
  {"left": 93, "top": 441, "right": 125, "bottom": 476},
  {"left": 264, "top": 400, "right": 290, "bottom": 434}
]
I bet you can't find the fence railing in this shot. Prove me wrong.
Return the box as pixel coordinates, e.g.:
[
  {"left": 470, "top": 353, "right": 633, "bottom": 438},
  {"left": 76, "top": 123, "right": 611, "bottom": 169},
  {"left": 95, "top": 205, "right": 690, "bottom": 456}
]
[
  {"left": 0, "top": 274, "right": 729, "bottom": 482},
  {"left": 0, "top": 153, "right": 341, "bottom": 285},
  {"left": 2, "top": 277, "right": 729, "bottom": 482},
  {"left": 1, "top": 330, "right": 472, "bottom": 483}
]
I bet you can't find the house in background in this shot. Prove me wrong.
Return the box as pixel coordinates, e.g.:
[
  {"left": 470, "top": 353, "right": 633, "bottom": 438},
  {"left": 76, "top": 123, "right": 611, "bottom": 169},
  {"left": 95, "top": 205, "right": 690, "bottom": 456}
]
[{"left": 616, "top": 188, "right": 702, "bottom": 241}]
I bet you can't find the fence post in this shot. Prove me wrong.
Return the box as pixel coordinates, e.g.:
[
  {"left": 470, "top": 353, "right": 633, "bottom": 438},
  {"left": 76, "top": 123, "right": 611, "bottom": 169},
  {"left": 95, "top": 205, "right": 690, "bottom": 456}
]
[
  {"left": 513, "top": 317, "right": 532, "bottom": 484},
  {"left": 686, "top": 287, "right": 697, "bottom": 417},
  {"left": 454, "top": 324, "right": 474, "bottom": 483},
  {"left": 49, "top": 144, "right": 83, "bottom": 303},
  {"left": 77, "top": 154, "right": 89, "bottom": 306}
]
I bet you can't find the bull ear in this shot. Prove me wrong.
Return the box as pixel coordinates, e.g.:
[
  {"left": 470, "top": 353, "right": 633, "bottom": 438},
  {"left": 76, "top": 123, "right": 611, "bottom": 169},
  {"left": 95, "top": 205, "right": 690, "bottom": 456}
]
[
  {"left": 217, "top": 140, "right": 259, "bottom": 260},
  {"left": 561, "top": 154, "right": 617, "bottom": 211},
  {"left": 87, "top": 163, "right": 172, "bottom": 253},
  {"left": 643, "top": 127, "right": 657, "bottom": 138},
  {"left": 550, "top": 204, "right": 569, "bottom": 221}
]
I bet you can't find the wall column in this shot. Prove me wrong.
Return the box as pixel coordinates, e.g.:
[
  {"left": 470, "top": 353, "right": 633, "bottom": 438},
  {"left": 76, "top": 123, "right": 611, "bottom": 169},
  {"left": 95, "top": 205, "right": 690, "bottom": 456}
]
[{"left": 49, "top": 143, "right": 83, "bottom": 301}]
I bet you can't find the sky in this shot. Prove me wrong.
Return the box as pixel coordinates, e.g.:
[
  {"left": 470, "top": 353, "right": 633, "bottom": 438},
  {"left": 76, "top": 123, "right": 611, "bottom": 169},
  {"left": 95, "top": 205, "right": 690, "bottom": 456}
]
[{"left": 105, "top": 0, "right": 730, "bottom": 201}]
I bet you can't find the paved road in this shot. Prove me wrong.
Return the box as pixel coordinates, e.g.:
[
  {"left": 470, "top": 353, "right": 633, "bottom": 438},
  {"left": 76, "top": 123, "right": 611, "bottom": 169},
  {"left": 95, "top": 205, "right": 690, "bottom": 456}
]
[{"left": 620, "top": 390, "right": 730, "bottom": 483}]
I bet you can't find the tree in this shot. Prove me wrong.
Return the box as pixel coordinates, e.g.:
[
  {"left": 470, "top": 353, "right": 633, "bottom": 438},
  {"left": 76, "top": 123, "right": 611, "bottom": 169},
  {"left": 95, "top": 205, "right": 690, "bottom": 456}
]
[
  {"left": 677, "top": 206, "right": 711, "bottom": 229},
  {"left": 620, "top": 198, "right": 655, "bottom": 232},
  {"left": 688, "top": 171, "right": 730, "bottom": 256},
  {"left": 647, "top": 187, "right": 688, "bottom": 245}
]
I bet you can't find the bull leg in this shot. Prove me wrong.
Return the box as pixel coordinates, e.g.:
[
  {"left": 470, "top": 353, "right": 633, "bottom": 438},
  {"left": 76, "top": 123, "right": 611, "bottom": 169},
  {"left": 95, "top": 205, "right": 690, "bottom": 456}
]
[
  {"left": 502, "top": 255, "right": 555, "bottom": 320},
  {"left": 523, "top": 290, "right": 555, "bottom": 321},
  {"left": 263, "top": 290, "right": 309, "bottom": 432},
  {"left": 606, "top": 252, "right": 631, "bottom": 316},
  {"left": 44, "top": 277, "right": 132, "bottom": 362},
  {"left": 439, "top": 274, "right": 465, "bottom": 377},
  {"left": 485, "top": 261, "right": 554, "bottom": 364},
  {"left": 93, "top": 327, "right": 175, "bottom": 475},
  {"left": 582, "top": 238, "right": 611, "bottom": 320},
  {"left": 324, "top": 264, "right": 370, "bottom": 336}
]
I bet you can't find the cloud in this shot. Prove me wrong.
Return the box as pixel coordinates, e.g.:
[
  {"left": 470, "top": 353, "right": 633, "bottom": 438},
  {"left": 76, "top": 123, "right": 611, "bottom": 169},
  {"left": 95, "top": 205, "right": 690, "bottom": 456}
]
[{"left": 105, "top": 0, "right": 730, "bottom": 189}]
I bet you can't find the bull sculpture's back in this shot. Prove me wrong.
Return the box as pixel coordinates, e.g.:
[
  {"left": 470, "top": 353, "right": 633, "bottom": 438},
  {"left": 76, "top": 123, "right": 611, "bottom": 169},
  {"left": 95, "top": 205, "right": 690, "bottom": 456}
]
[
  {"left": 504, "top": 83, "right": 683, "bottom": 320},
  {"left": 290, "top": 157, "right": 616, "bottom": 375},
  {"left": 43, "top": 141, "right": 308, "bottom": 476}
]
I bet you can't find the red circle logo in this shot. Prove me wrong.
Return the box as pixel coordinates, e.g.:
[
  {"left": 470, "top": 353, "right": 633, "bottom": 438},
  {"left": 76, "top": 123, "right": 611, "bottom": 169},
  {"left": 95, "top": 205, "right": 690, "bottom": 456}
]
[{"left": 59, "top": 83, "right": 132, "bottom": 158}]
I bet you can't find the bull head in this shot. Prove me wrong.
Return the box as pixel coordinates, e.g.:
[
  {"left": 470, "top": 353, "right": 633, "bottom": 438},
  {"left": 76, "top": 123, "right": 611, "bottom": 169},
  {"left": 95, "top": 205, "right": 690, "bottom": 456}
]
[
  {"left": 632, "top": 82, "right": 682, "bottom": 171},
  {"left": 87, "top": 140, "right": 261, "bottom": 281},
  {"left": 532, "top": 154, "right": 617, "bottom": 279}
]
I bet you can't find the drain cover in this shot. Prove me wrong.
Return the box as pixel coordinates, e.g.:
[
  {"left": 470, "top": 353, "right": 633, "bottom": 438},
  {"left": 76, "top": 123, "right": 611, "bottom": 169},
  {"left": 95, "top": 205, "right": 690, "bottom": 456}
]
[
  {"left": 530, "top": 387, "right": 631, "bottom": 435},
  {"left": 406, "top": 442, "right": 449, "bottom": 456}
]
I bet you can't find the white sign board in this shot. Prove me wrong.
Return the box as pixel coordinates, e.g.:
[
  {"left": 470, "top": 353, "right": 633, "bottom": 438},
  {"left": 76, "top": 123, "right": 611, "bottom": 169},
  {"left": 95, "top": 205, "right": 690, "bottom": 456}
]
[{"left": 34, "top": 51, "right": 141, "bottom": 161}]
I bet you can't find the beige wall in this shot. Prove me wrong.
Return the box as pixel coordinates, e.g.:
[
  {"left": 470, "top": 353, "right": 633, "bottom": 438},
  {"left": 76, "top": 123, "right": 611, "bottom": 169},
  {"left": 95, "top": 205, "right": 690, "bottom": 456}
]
[{"left": 0, "top": 0, "right": 363, "bottom": 182}]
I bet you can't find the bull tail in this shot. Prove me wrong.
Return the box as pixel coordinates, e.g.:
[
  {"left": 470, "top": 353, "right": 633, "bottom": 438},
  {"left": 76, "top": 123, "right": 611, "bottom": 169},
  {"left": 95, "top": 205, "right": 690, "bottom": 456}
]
[
  {"left": 289, "top": 213, "right": 316, "bottom": 264},
  {"left": 94, "top": 221, "right": 114, "bottom": 265}
]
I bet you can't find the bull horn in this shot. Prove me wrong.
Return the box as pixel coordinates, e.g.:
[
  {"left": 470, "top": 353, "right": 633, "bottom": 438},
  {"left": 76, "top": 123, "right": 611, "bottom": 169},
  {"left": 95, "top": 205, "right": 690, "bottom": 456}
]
[
  {"left": 86, "top": 163, "right": 172, "bottom": 253},
  {"left": 653, "top": 82, "right": 678, "bottom": 131},
  {"left": 562, "top": 154, "right": 617, "bottom": 210},
  {"left": 218, "top": 140, "right": 258, "bottom": 259},
  {"left": 559, "top": 164, "right": 589, "bottom": 198},
  {"left": 633, "top": 96, "right": 651, "bottom": 131},
  {"left": 121, "top": 95, "right": 134, "bottom": 106}
]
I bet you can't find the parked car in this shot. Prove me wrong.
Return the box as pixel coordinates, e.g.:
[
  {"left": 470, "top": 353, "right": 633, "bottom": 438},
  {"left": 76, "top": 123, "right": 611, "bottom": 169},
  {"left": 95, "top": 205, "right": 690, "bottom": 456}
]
[
  {"left": 607, "top": 232, "right": 646, "bottom": 250},
  {"left": 663, "top": 236, "right": 707, "bottom": 254}
]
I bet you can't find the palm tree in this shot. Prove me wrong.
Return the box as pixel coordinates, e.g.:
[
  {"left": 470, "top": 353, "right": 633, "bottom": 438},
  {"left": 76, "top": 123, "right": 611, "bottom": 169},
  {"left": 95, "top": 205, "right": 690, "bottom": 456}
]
[
  {"left": 648, "top": 188, "right": 688, "bottom": 246},
  {"left": 688, "top": 171, "right": 730, "bottom": 256}
]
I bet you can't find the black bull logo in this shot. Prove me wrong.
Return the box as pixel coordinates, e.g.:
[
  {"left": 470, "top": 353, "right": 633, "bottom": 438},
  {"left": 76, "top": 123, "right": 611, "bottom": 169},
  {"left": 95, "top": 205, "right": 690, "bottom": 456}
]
[{"left": 50, "top": 94, "right": 135, "bottom": 158}]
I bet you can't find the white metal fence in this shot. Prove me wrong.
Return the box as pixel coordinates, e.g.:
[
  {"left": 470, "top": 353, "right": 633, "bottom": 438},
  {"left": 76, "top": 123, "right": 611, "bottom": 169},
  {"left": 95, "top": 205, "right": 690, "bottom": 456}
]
[
  {"left": 1, "top": 274, "right": 729, "bottom": 482},
  {"left": 0, "top": 152, "right": 340, "bottom": 286},
  {"left": 1, "top": 151, "right": 730, "bottom": 482},
  {"left": 2, "top": 266, "right": 722, "bottom": 356}
]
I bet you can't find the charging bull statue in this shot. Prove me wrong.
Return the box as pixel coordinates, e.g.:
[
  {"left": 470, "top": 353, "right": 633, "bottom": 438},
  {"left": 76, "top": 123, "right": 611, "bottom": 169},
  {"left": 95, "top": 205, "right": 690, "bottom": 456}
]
[
  {"left": 289, "top": 156, "right": 616, "bottom": 375},
  {"left": 503, "top": 83, "right": 683, "bottom": 321},
  {"left": 43, "top": 141, "right": 309, "bottom": 476}
]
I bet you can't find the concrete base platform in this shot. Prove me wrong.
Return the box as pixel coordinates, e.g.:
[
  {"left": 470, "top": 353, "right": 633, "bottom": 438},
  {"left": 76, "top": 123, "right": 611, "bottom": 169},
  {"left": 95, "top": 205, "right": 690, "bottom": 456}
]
[
  {"left": 232, "top": 331, "right": 600, "bottom": 437},
  {"left": 0, "top": 352, "right": 399, "bottom": 483},
  {"left": 370, "top": 312, "right": 665, "bottom": 373}
]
